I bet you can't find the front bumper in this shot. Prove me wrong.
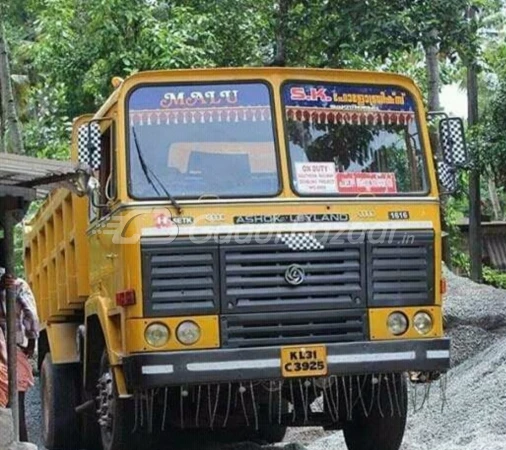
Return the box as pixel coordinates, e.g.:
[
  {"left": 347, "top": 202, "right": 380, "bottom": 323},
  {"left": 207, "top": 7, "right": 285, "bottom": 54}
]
[{"left": 122, "top": 338, "right": 450, "bottom": 390}]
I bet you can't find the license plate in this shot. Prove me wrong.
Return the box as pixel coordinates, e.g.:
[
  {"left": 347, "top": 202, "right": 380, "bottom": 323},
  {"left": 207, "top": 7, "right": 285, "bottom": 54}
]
[{"left": 281, "top": 345, "right": 328, "bottom": 378}]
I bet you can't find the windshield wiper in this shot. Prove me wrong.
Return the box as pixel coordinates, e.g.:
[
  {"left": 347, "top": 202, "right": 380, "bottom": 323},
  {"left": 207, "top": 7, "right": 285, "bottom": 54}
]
[{"left": 132, "top": 126, "right": 183, "bottom": 215}]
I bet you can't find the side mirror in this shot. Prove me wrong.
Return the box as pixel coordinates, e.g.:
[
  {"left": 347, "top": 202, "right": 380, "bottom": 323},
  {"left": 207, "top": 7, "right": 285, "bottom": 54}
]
[
  {"left": 436, "top": 161, "right": 457, "bottom": 193},
  {"left": 439, "top": 117, "right": 469, "bottom": 167},
  {"left": 87, "top": 176, "right": 107, "bottom": 208},
  {"left": 78, "top": 122, "right": 101, "bottom": 170},
  {"left": 70, "top": 170, "right": 92, "bottom": 197}
]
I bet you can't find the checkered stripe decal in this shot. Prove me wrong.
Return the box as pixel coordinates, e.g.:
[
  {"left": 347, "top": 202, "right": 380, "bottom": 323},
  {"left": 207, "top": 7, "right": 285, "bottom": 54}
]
[
  {"left": 437, "top": 161, "right": 457, "bottom": 192},
  {"left": 78, "top": 122, "right": 101, "bottom": 169},
  {"left": 277, "top": 233, "right": 325, "bottom": 251},
  {"left": 440, "top": 118, "right": 467, "bottom": 166}
]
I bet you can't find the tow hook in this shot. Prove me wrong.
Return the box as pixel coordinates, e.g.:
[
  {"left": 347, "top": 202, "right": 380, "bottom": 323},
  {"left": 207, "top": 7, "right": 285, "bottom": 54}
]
[{"left": 409, "top": 371, "right": 442, "bottom": 383}]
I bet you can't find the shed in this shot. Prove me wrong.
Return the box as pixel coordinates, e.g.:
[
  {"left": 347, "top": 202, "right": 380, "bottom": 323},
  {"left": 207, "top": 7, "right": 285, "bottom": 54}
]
[
  {"left": 0, "top": 153, "right": 84, "bottom": 442},
  {"left": 456, "top": 219, "right": 506, "bottom": 271}
]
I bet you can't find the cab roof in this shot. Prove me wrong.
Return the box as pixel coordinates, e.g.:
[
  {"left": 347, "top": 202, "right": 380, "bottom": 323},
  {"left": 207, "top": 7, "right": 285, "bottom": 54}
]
[{"left": 94, "top": 67, "right": 423, "bottom": 120}]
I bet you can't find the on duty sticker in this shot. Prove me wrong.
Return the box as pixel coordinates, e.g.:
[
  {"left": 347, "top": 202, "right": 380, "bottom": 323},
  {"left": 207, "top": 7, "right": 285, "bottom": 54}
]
[{"left": 295, "top": 162, "right": 337, "bottom": 194}]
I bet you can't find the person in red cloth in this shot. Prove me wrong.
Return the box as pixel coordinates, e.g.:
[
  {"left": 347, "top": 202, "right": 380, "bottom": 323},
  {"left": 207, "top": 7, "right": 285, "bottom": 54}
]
[
  {"left": 0, "top": 269, "right": 38, "bottom": 442},
  {"left": 0, "top": 327, "right": 8, "bottom": 409}
]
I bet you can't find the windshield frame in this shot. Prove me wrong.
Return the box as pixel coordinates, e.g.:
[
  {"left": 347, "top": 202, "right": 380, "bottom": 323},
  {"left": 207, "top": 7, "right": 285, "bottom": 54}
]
[
  {"left": 281, "top": 79, "right": 431, "bottom": 198},
  {"left": 125, "top": 79, "right": 283, "bottom": 201}
]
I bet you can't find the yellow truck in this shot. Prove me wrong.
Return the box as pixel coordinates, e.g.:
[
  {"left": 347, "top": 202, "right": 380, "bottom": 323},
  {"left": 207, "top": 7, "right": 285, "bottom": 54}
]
[{"left": 24, "top": 68, "right": 467, "bottom": 450}]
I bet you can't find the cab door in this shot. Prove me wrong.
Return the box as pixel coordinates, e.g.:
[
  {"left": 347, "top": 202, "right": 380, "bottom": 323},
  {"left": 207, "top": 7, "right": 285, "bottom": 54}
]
[{"left": 87, "top": 118, "right": 123, "bottom": 308}]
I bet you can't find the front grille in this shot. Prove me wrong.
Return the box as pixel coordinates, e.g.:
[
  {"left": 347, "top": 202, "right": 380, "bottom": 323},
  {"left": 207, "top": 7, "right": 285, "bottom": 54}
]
[
  {"left": 221, "top": 234, "right": 366, "bottom": 314},
  {"left": 142, "top": 239, "right": 219, "bottom": 316},
  {"left": 222, "top": 310, "right": 367, "bottom": 348},
  {"left": 141, "top": 230, "right": 434, "bottom": 323},
  {"left": 367, "top": 231, "right": 435, "bottom": 306}
]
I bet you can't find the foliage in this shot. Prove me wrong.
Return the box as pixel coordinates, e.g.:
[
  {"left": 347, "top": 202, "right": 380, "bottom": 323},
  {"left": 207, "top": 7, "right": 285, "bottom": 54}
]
[
  {"left": 14, "top": 224, "right": 24, "bottom": 276},
  {"left": 446, "top": 189, "right": 506, "bottom": 289},
  {"left": 445, "top": 195, "right": 469, "bottom": 269},
  {"left": 23, "top": 82, "right": 71, "bottom": 159},
  {"left": 2, "top": 0, "right": 498, "bottom": 161},
  {"left": 483, "top": 265, "right": 506, "bottom": 289},
  {"left": 30, "top": 1, "right": 220, "bottom": 116},
  {"left": 474, "top": 82, "right": 506, "bottom": 184}
]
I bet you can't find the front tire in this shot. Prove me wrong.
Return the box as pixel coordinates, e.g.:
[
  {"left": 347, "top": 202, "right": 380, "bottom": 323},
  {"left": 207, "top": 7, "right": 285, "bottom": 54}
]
[
  {"left": 40, "top": 353, "right": 80, "bottom": 450},
  {"left": 256, "top": 424, "right": 288, "bottom": 444},
  {"left": 342, "top": 374, "right": 408, "bottom": 450},
  {"left": 97, "top": 350, "right": 136, "bottom": 450}
]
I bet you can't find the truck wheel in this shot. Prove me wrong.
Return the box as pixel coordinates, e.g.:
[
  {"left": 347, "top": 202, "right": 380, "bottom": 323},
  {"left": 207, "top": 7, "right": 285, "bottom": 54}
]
[
  {"left": 214, "top": 425, "right": 287, "bottom": 445},
  {"left": 80, "top": 389, "right": 101, "bottom": 450},
  {"left": 40, "top": 353, "right": 80, "bottom": 450},
  {"left": 222, "top": 399, "right": 288, "bottom": 444},
  {"left": 342, "top": 374, "right": 408, "bottom": 450},
  {"left": 97, "top": 350, "right": 136, "bottom": 450},
  {"left": 256, "top": 424, "right": 288, "bottom": 444}
]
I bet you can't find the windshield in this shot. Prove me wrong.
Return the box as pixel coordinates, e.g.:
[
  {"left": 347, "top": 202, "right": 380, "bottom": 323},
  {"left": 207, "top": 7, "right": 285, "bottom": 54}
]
[
  {"left": 128, "top": 82, "right": 279, "bottom": 199},
  {"left": 283, "top": 82, "right": 428, "bottom": 196}
]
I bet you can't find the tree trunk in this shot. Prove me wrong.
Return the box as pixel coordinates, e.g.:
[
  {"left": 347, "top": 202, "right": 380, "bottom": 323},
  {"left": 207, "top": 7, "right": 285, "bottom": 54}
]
[
  {"left": 467, "top": 6, "right": 482, "bottom": 283},
  {"left": 272, "top": 0, "right": 289, "bottom": 66},
  {"left": 488, "top": 176, "right": 502, "bottom": 221},
  {"left": 426, "top": 30, "right": 441, "bottom": 113},
  {"left": 424, "top": 29, "right": 453, "bottom": 268},
  {"left": 0, "top": 87, "right": 4, "bottom": 153},
  {"left": 425, "top": 29, "right": 442, "bottom": 154},
  {"left": 0, "top": 22, "right": 24, "bottom": 154}
]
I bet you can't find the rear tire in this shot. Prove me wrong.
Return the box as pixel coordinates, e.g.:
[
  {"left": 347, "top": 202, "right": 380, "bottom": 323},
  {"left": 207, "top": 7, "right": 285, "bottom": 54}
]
[
  {"left": 40, "top": 353, "right": 80, "bottom": 450},
  {"left": 342, "top": 374, "right": 408, "bottom": 450}
]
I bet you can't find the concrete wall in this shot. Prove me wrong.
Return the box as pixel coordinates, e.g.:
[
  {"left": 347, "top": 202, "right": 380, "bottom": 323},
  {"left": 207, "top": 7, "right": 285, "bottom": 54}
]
[{"left": 0, "top": 408, "right": 36, "bottom": 450}]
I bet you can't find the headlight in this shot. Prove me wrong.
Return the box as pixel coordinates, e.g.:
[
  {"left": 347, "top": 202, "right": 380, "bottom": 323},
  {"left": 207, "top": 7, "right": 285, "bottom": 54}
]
[
  {"left": 413, "top": 312, "right": 433, "bottom": 335},
  {"left": 176, "top": 321, "right": 201, "bottom": 345},
  {"left": 144, "top": 323, "right": 170, "bottom": 348},
  {"left": 387, "top": 312, "right": 409, "bottom": 336}
]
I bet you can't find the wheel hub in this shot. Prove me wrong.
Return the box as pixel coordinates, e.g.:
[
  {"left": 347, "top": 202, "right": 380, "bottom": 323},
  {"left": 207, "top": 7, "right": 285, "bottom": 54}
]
[{"left": 97, "top": 370, "right": 114, "bottom": 433}]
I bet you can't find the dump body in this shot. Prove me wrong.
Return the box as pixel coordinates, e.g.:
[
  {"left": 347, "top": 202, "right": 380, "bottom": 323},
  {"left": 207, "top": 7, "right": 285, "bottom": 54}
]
[{"left": 24, "top": 189, "right": 89, "bottom": 321}]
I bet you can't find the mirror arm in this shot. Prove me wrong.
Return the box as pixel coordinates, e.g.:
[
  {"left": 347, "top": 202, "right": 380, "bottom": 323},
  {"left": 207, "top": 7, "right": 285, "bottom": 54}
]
[
  {"left": 90, "top": 194, "right": 108, "bottom": 209},
  {"left": 427, "top": 111, "right": 448, "bottom": 120},
  {"left": 87, "top": 176, "right": 108, "bottom": 208}
]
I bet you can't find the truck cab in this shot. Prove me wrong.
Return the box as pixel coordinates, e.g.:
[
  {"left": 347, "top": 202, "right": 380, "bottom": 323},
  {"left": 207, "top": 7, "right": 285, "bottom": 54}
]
[{"left": 24, "top": 68, "right": 466, "bottom": 450}]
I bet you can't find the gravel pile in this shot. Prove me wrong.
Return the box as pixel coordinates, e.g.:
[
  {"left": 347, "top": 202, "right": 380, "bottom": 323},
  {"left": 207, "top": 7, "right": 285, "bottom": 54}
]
[
  {"left": 26, "top": 270, "right": 506, "bottom": 449},
  {"left": 401, "top": 336, "right": 506, "bottom": 450},
  {"left": 308, "top": 269, "right": 506, "bottom": 450},
  {"left": 444, "top": 269, "right": 506, "bottom": 365}
]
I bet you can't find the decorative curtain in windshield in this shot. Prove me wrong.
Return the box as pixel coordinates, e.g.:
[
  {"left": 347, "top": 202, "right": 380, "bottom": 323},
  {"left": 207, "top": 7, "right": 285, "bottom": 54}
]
[
  {"left": 128, "top": 82, "right": 279, "bottom": 199},
  {"left": 283, "top": 82, "right": 428, "bottom": 195}
]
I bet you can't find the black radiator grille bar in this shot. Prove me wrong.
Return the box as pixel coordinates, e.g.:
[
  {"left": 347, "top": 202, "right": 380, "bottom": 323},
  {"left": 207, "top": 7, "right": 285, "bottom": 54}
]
[
  {"left": 222, "top": 310, "right": 367, "bottom": 348},
  {"left": 142, "top": 240, "right": 219, "bottom": 317},
  {"left": 221, "top": 236, "right": 366, "bottom": 314},
  {"left": 367, "top": 231, "right": 435, "bottom": 307}
]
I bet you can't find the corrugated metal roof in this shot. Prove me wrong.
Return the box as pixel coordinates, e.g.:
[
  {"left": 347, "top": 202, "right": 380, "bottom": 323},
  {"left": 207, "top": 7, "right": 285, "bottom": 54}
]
[
  {"left": 484, "top": 234, "right": 506, "bottom": 271},
  {"left": 457, "top": 220, "right": 506, "bottom": 271},
  {"left": 0, "top": 153, "right": 79, "bottom": 199}
]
